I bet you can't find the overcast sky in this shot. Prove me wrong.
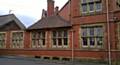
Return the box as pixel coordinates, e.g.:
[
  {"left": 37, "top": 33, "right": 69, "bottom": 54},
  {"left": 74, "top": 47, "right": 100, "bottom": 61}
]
[{"left": 0, "top": 0, "right": 68, "bottom": 27}]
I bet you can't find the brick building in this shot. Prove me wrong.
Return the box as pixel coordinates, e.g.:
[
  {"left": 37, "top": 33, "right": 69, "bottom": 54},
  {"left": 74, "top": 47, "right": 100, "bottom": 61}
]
[{"left": 0, "top": 0, "right": 120, "bottom": 63}]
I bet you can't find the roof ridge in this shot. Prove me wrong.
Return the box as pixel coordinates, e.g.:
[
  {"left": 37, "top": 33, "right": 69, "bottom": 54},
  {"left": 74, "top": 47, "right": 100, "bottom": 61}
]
[{"left": 0, "top": 14, "right": 14, "bottom": 17}]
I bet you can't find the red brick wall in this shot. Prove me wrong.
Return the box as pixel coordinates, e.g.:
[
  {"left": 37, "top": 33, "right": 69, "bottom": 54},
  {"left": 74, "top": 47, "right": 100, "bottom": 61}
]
[
  {"left": 6, "top": 31, "right": 11, "bottom": 48},
  {"left": 71, "top": 0, "right": 80, "bottom": 17},
  {"left": 24, "top": 31, "right": 30, "bottom": 48},
  {"left": 59, "top": 2, "right": 70, "bottom": 21},
  {"left": 0, "top": 0, "right": 120, "bottom": 61}
]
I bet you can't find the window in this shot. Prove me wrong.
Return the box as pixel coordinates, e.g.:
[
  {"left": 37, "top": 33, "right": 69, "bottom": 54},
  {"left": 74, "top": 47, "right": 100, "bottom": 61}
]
[
  {"left": 81, "top": 4, "right": 88, "bottom": 13},
  {"left": 117, "top": 0, "right": 120, "bottom": 8},
  {"left": 81, "top": 0, "right": 102, "bottom": 14},
  {"left": 31, "top": 31, "right": 46, "bottom": 48},
  {"left": 80, "top": 25, "right": 104, "bottom": 48},
  {"left": 11, "top": 32, "right": 23, "bottom": 48},
  {"left": 0, "top": 32, "right": 6, "bottom": 48},
  {"left": 52, "top": 30, "right": 69, "bottom": 48},
  {"left": 81, "top": 0, "right": 87, "bottom": 4}
]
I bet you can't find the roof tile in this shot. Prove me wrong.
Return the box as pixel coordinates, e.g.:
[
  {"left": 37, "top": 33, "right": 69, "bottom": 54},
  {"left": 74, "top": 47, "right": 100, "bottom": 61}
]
[{"left": 28, "top": 15, "right": 71, "bottom": 29}]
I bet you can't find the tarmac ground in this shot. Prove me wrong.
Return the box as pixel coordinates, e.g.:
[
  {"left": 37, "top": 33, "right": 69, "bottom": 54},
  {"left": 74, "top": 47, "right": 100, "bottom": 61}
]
[{"left": 0, "top": 56, "right": 107, "bottom": 65}]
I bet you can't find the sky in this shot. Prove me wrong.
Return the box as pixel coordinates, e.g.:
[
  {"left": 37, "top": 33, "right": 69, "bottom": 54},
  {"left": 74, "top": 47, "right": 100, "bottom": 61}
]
[{"left": 0, "top": 0, "right": 68, "bottom": 27}]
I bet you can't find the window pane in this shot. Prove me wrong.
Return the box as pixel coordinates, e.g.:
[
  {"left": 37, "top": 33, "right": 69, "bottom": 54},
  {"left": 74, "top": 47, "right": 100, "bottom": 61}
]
[
  {"left": 64, "top": 31, "right": 68, "bottom": 37},
  {"left": 38, "top": 32, "right": 41, "bottom": 38},
  {"left": 89, "top": 3, "right": 94, "bottom": 12},
  {"left": 41, "top": 32, "right": 45, "bottom": 38},
  {"left": 117, "top": 0, "right": 120, "bottom": 6},
  {"left": 58, "top": 31, "right": 62, "bottom": 37},
  {"left": 0, "top": 40, "right": 2, "bottom": 47},
  {"left": 58, "top": 38, "right": 62, "bottom": 46},
  {"left": 53, "top": 39, "right": 57, "bottom": 45},
  {"left": 38, "top": 40, "right": 41, "bottom": 46},
  {"left": 81, "top": 0, "right": 87, "bottom": 4},
  {"left": 82, "top": 37, "right": 88, "bottom": 46},
  {"left": 96, "top": 2, "right": 102, "bottom": 11},
  {"left": 32, "top": 33, "right": 36, "bottom": 39},
  {"left": 53, "top": 31, "right": 57, "bottom": 37},
  {"left": 89, "top": 28, "right": 94, "bottom": 36},
  {"left": 89, "top": 37, "right": 95, "bottom": 46},
  {"left": 88, "top": 0, "right": 94, "bottom": 3},
  {"left": 32, "top": 40, "right": 36, "bottom": 46},
  {"left": 36, "top": 40, "right": 39, "bottom": 46},
  {"left": 96, "top": 37, "right": 103, "bottom": 46},
  {"left": 117, "top": 2, "right": 120, "bottom": 8},
  {"left": 94, "top": 0, "right": 101, "bottom": 2},
  {"left": 42, "top": 39, "right": 45, "bottom": 46},
  {"left": 82, "top": 28, "right": 87, "bottom": 37},
  {"left": 0, "top": 41, "right": 1, "bottom": 47},
  {"left": 0, "top": 33, "right": 5, "bottom": 48},
  {"left": 64, "top": 38, "right": 68, "bottom": 46},
  {"left": 13, "top": 42, "right": 15, "bottom": 47},
  {"left": 82, "top": 4, "right": 87, "bottom": 13},
  {"left": 95, "top": 27, "right": 103, "bottom": 36}
]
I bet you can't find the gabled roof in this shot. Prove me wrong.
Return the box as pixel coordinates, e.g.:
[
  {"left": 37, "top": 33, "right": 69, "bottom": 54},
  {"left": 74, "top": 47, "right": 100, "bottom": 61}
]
[
  {"left": 59, "top": 1, "right": 70, "bottom": 13},
  {"left": 0, "top": 14, "right": 26, "bottom": 30},
  {"left": 28, "top": 15, "right": 71, "bottom": 30},
  {"left": 58, "top": 1, "right": 70, "bottom": 21}
]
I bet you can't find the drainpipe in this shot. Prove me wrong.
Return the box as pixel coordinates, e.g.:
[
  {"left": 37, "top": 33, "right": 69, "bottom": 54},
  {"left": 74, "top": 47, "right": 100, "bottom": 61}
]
[
  {"left": 106, "top": 0, "right": 112, "bottom": 65},
  {"left": 69, "top": 0, "right": 74, "bottom": 62},
  {"left": 71, "top": 30, "right": 74, "bottom": 62}
]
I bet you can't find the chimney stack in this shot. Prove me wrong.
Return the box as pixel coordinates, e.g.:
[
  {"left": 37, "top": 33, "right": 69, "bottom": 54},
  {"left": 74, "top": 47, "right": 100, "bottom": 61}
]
[{"left": 47, "top": 0, "right": 54, "bottom": 16}]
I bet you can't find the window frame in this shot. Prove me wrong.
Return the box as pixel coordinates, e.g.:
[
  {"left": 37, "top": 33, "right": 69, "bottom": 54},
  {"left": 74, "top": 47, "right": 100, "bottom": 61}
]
[
  {"left": 0, "top": 32, "right": 6, "bottom": 48},
  {"left": 79, "top": 24, "right": 104, "bottom": 49},
  {"left": 30, "top": 31, "right": 47, "bottom": 48},
  {"left": 51, "top": 30, "right": 69, "bottom": 48},
  {"left": 11, "top": 31, "right": 24, "bottom": 48},
  {"left": 117, "top": 0, "right": 120, "bottom": 9},
  {"left": 80, "top": 0, "right": 102, "bottom": 15}
]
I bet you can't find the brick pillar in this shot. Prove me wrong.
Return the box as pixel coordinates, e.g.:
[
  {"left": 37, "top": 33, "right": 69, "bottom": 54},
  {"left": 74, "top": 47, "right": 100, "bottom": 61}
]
[{"left": 6, "top": 31, "right": 11, "bottom": 48}]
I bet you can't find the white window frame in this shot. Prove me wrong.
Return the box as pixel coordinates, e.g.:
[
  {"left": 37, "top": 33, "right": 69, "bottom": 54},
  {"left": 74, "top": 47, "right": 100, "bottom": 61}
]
[
  {"left": 80, "top": 24, "right": 104, "bottom": 49},
  {"left": 0, "top": 32, "right": 6, "bottom": 48},
  {"left": 11, "top": 31, "right": 24, "bottom": 48},
  {"left": 80, "top": 0, "right": 102, "bottom": 14},
  {"left": 52, "top": 30, "right": 69, "bottom": 48},
  {"left": 63, "top": 31, "right": 69, "bottom": 48},
  {"left": 30, "top": 31, "right": 46, "bottom": 48}
]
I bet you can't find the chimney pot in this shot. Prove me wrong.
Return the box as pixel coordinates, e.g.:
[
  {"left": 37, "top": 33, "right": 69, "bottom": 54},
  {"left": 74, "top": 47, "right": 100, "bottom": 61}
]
[
  {"left": 41, "top": 9, "right": 47, "bottom": 18},
  {"left": 55, "top": 6, "right": 59, "bottom": 15}
]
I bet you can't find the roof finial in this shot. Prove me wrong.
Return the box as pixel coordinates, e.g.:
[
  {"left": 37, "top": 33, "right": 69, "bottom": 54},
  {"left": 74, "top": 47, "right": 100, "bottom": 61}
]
[{"left": 9, "top": 10, "right": 13, "bottom": 14}]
